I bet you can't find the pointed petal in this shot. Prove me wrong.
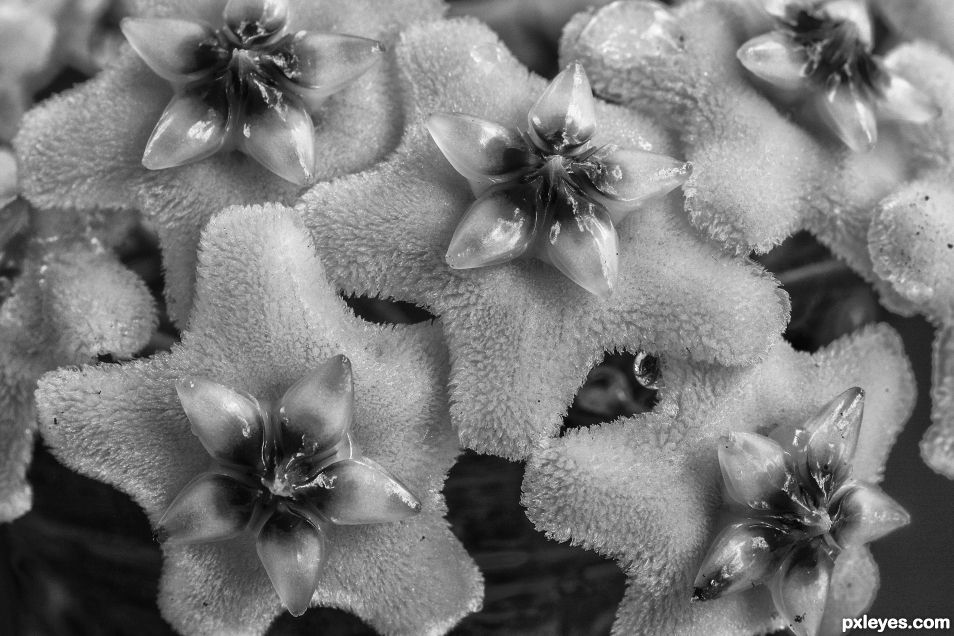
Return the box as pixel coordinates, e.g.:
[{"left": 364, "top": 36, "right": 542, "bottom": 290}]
[
  {"left": 224, "top": 0, "right": 288, "bottom": 44},
  {"left": 737, "top": 32, "right": 809, "bottom": 91},
  {"left": 425, "top": 113, "right": 532, "bottom": 185},
  {"left": 143, "top": 84, "right": 230, "bottom": 170},
  {"left": 120, "top": 18, "right": 219, "bottom": 83},
  {"left": 692, "top": 521, "right": 789, "bottom": 601},
  {"left": 878, "top": 72, "right": 941, "bottom": 123},
  {"left": 239, "top": 77, "right": 316, "bottom": 185},
  {"left": 256, "top": 510, "right": 326, "bottom": 617},
  {"left": 718, "top": 432, "right": 794, "bottom": 512},
  {"left": 176, "top": 376, "right": 266, "bottom": 468},
  {"left": 802, "top": 388, "right": 865, "bottom": 496},
  {"left": 303, "top": 458, "right": 421, "bottom": 525},
  {"left": 278, "top": 32, "right": 384, "bottom": 103},
  {"left": 822, "top": 85, "right": 878, "bottom": 152},
  {"left": 770, "top": 542, "right": 835, "bottom": 636},
  {"left": 276, "top": 355, "right": 354, "bottom": 457},
  {"left": 527, "top": 61, "right": 597, "bottom": 152},
  {"left": 445, "top": 191, "right": 535, "bottom": 269},
  {"left": 830, "top": 484, "right": 910, "bottom": 547},
  {"left": 586, "top": 148, "right": 691, "bottom": 223},
  {"left": 544, "top": 193, "right": 619, "bottom": 297},
  {"left": 157, "top": 472, "right": 257, "bottom": 545}
]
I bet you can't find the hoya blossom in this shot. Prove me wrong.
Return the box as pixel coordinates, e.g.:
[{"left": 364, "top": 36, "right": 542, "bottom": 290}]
[
  {"left": 738, "top": 0, "right": 938, "bottom": 152},
  {"left": 162, "top": 357, "right": 422, "bottom": 616},
  {"left": 35, "top": 206, "right": 482, "bottom": 635},
  {"left": 523, "top": 325, "right": 914, "bottom": 635},
  {"left": 428, "top": 62, "right": 690, "bottom": 296},
  {"left": 15, "top": 0, "right": 444, "bottom": 325},
  {"left": 694, "top": 388, "right": 909, "bottom": 636},
  {"left": 123, "top": 0, "right": 385, "bottom": 184},
  {"left": 297, "top": 18, "right": 789, "bottom": 459}
]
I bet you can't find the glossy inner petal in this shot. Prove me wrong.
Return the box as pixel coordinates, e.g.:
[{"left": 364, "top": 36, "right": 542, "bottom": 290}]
[
  {"left": 142, "top": 83, "right": 231, "bottom": 170},
  {"left": 121, "top": 18, "right": 220, "bottom": 83},
  {"left": 543, "top": 192, "right": 619, "bottom": 298},
  {"left": 276, "top": 355, "right": 354, "bottom": 459},
  {"left": 718, "top": 432, "right": 794, "bottom": 512},
  {"left": 737, "top": 32, "right": 810, "bottom": 91},
  {"left": 830, "top": 484, "right": 910, "bottom": 547},
  {"left": 527, "top": 62, "right": 597, "bottom": 152},
  {"left": 877, "top": 73, "right": 942, "bottom": 123},
  {"left": 821, "top": 84, "right": 878, "bottom": 152},
  {"left": 239, "top": 75, "right": 316, "bottom": 185},
  {"left": 801, "top": 387, "right": 865, "bottom": 497},
  {"left": 256, "top": 510, "right": 326, "bottom": 617},
  {"left": 445, "top": 191, "right": 535, "bottom": 269},
  {"left": 770, "top": 542, "right": 835, "bottom": 636},
  {"left": 302, "top": 458, "right": 421, "bottom": 525},
  {"left": 176, "top": 376, "right": 266, "bottom": 468},
  {"left": 585, "top": 148, "right": 691, "bottom": 223},
  {"left": 276, "top": 32, "right": 384, "bottom": 104},
  {"left": 692, "top": 521, "right": 789, "bottom": 601},
  {"left": 426, "top": 113, "right": 533, "bottom": 186},
  {"left": 157, "top": 472, "right": 257, "bottom": 545}
]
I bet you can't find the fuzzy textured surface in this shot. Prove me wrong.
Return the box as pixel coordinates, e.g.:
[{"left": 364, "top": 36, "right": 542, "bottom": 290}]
[
  {"left": 295, "top": 18, "right": 790, "bottom": 459},
  {"left": 15, "top": 0, "right": 445, "bottom": 325},
  {"left": 522, "top": 324, "right": 915, "bottom": 635},
  {"left": 35, "top": 205, "right": 482, "bottom": 636}
]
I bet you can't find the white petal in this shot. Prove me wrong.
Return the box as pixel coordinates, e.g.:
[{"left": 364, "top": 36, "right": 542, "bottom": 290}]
[
  {"left": 544, "top": 191, "right": 618, "bottom": 297},
  {"left": 830, "top": 484, "right": 910, "bottom": 547},
  {"left": 256, "top": 510, "right": 326, "bottom": 617},
  {"left": 278, "top": 32, "right": 384, "bottom": 105},
  {"left": 878, "top": 72, "right": 941, "bottom": 123},
  {"left": 176, "top": 376, "right": 266, "bottom": 469},
  {"left": 302, "top": 458, "right": 421, "bottom": 525},
  {"left": 224, "top": 0, "right": 288, "bottom": 44},
  {"left": 527, "top": 61, "right": 597, "bottom": 152},
  {"left": 821, "top": 84, "right": 878, "bottom": 152},
  {"left": 157, "top": 472, "right": 257, "bottom": 545},
  {"left": 801, "top": 387, "right": 865, "bottom": 496},
  {"left": 276, "top": 355, "right": 354, "bottom": 458},
  {"left": 770, "top": 543, "right": 834, "bottom": 636},
  {"left": 426, "top": 113, "right": 532, "bottom": 185},
  {"left": 446, "top": 191, "right": 535, "bottom": 269},
  {"left": 121, "top": 18, "right": 219, "bottom": 83},
  {"left": 143, "top": 84, "right": 231, "bottom": 170},
  {"left": 737, "top": 32, "right": 809, "bottom": 91},
  {"left": 586, "top": 148, "right": 691, "bottom": 224},
  {"left": 718, "top": 432, "right": 794, "bottom": 511}
]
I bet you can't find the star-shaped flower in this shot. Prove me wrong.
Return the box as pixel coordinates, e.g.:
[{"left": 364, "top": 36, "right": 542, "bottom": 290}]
[
  {"left": 0, "top": 202, "right": 156, "bottom": 522},
  {"left": 294, "top": 19, "right": 789, "bottom": 459},
  {"left": 738, "top": 0, "right": 939, "bottom": 152},
  {"left": 122, "top": 0, "right": 385, "bottom": 184},
  {"left": 428, "top": 62, "right": 691, "bottom": 296},
  {"left": 35, "top": 204, "right": 482, "bottom": 635},
  {"left": 522, "top": 324, "right": 915, "bottom": 635},
  {"left": 693, "top": 388, "right": 909, "bottom": 636},
  {"left": 15, "top": 0, "right": 444, "bottom": 324}
]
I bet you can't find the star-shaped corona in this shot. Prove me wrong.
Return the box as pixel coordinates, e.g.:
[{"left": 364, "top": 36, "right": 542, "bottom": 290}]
[
  {"left": 693, "top": 387, "right": 910, "bottom": 636},
  {"left": 738, "top": 0, "right": 940, "bottom": 152},
  {"left": 426, "top": 62, "right": 691, "bottom": 296},
  {"left": 160, "top": 356, "right": 421, "bottom": 617},
  {"left": 121, "top": 0, "right": 383, "bottom": 184}
]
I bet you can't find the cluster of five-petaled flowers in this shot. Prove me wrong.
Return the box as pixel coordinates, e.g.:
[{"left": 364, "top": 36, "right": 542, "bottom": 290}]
[{"left": 125, "top": 0, "right": 918, "bottom": 624}]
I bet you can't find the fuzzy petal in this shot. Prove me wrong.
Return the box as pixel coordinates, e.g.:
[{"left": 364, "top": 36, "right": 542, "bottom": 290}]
[
  {"left": 278, "top": 32, "right": 384, "bottom": 105},
  {"left": 770, "top": 543, "right": 834, "bottom": 636},
  {"left": 544, "top": 193, "right": 619, "bottom": 297},
  {"left": 445, "top": 190, "right": 535, "bottom": 269},
  {"left": 426, "top": 113, "right": 532, "bottom": 186},
  {"left": 120, "top": 18, "right": 219, "bottom": 83},
  {"left": 527, "top": 61, "right": 597, "bottom": 151},
  {"left": 692, "top": 521, "right": 789, "bottom": 601},
  {"left": 157, "top": 472, "right": 258, "bottom": 544},
  {"left": 822, "top": 85, "right": 878, "bottom": 152},
  {"left": 304, "top": 458, "right": 421, "bottom": 524},
  {"left": 256, "top": 509, "right": 326, "bottom": 617},
  {"left": 830, "top": 483, "right": 910, "bottom": 547},
  {"left": 142, "top": 83, "right": 231, "bottom": 170},
  {"left": 175, "top": 377, "right": 266, "bottom": 469},
  {"left": 276, "top": 355, "right": 353, "bottom": 456},
  {"left": 718, "top": 432, "right": 793, "bottom": 512},
  {"left": 737, "top": 32, "right": 809, "bottom": 91},
  {"left": 239, "top": 77, "right": 316, "bottom": 185}
]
